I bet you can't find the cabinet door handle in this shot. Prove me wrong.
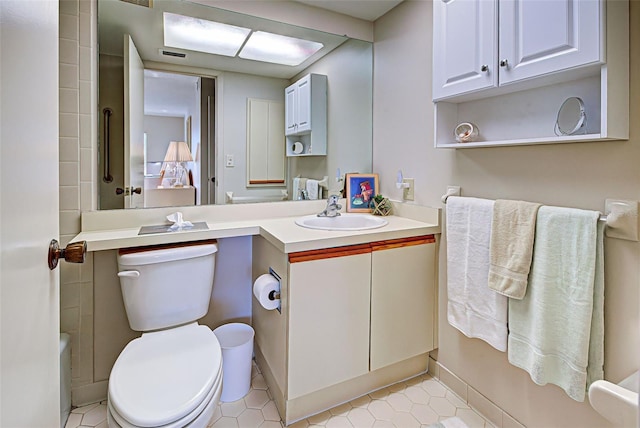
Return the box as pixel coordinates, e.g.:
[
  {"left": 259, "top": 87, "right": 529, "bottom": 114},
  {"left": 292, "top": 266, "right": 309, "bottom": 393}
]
[
  {"left": 499, "top": 59, "right": 509, "bottom": 68},
  {"left": 481, "top": 65, "right": 489, "bottom": 72}
]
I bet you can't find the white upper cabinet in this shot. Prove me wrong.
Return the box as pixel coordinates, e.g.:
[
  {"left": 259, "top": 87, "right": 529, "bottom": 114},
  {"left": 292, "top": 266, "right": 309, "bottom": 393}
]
[
  {"left": 433, "top": 0, "right": 628, "bottom": 148},
  {"left": 433, "top": 0, "right": 603, "bottom": 101},
  {"left": 499, "top": 0, "right": 602, "bottom": 86},
  {"left": 432, "top": 0, "right": 497, "bottom": 101},
  {"left": 284, "top": 73, "right": 327, "bottom": 156},
  {"left": 285, "top": 74, "right": 323, "bottom": 136}
]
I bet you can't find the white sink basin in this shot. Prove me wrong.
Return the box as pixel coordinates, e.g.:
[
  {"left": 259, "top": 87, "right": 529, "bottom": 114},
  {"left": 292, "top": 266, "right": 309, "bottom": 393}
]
[
  {"left": 295, "top": 214, "right": 388, "bottom": 231},
  {"left": 589, "top": 371, "right": 639, "bottom": 427}
]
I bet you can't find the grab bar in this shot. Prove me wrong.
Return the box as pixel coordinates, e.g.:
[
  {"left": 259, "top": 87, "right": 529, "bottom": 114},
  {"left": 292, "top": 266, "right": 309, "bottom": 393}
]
[
  {"left": 225, "top": 190, "right": 288, "bottom": 204},
  {"left": 102, "top": 108, "right": 113, "bottom": 183}
]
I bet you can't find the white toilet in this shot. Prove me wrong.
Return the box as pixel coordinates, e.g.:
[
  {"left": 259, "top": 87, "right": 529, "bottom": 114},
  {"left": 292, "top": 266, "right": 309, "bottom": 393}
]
[{"left": 107, "top": 241, "right": 223, "bottom": 428}]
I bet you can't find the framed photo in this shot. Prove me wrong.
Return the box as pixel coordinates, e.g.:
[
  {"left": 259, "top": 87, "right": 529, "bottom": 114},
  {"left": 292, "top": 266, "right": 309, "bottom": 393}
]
[{"left": 346, "top": 173, "right": 379, "bottom": 212}]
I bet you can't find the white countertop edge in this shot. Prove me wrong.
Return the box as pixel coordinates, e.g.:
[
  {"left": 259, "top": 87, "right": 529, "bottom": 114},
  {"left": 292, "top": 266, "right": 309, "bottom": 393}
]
[{"left": 73, "top": 203, "right": 441, "bottom": 253}]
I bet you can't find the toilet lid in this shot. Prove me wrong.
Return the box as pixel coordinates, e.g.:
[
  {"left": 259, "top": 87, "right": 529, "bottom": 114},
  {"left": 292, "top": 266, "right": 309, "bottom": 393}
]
[{"left": 109, "top": 324, "right": 222, "bottom": 427}]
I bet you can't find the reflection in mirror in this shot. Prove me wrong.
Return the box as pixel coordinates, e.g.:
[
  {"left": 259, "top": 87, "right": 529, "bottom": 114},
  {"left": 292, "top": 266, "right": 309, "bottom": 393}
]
[{"left": 97, "top": 0, "right": 373, "bottom": 210}]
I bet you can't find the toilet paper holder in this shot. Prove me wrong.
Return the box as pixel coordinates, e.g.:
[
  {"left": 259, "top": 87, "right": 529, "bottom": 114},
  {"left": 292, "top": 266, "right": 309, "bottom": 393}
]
[{"left": 269, "top": 268, "right": 281, "bottom": 313}]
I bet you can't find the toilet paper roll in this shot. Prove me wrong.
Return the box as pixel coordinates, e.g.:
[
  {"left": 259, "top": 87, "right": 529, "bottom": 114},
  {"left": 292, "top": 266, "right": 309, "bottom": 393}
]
[{"left": 253, "top": 273, "right": 280, "bottom": 310}]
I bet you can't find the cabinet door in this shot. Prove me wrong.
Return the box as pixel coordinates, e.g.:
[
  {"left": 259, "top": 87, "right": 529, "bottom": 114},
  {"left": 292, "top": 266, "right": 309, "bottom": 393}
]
[
  {"left": 288, "top": 249, "right": 371, "bottom": 399},
  {"left": 432, "top": 0, "right": 497, "bottom": 101},
  {"left": 370, "top": 238, "right": 436, "bottom": 371},
  {"left": 499, "top": 0, "right": 602, "bottom": 85},
  {"left": 285, "top": 84, "right": 297, "bottom": 136},
  {"left": 295, "top": 76, "right": 312, "bottom": 133}
]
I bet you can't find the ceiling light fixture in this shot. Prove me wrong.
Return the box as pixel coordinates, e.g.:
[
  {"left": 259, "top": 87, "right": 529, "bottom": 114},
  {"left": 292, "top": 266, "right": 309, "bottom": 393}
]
[
  {"left": 239, "top": 31, "right": 324, "bottom": 66},
  {"left": 163, "top": 12, "right": 251, "bottom": 57}
]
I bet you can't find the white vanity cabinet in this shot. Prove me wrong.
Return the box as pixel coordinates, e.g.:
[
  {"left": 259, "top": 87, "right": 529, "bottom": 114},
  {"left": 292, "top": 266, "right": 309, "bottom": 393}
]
[
  {"left": 433, "top": 0, "right": 628, "bottom": 148},
  {"left": 284, "top": 73, "right": 327, "bottom": 156},
  {"left": 288, "top": 246, "right": 372, "bottom": 399},
  {"left": 370, "top": 237, "right": 436, "bottom": 371},
  {"left": 252, "top": 235, "right": 437, "bottom": 425}
]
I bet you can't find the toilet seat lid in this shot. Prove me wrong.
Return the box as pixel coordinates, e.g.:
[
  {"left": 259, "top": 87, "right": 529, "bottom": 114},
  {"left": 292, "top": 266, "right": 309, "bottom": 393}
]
[{"left": 109, "top": 324, "right": 222, "bottom": 427}]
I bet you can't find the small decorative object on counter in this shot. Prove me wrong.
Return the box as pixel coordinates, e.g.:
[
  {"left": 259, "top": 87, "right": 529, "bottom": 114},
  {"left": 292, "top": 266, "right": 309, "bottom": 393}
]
[
  {"left": 371, "top": 194, "right": 392, "bottom": 216},
  {"left": 454, "top": 122, "right": 479, "bottom": 143}
]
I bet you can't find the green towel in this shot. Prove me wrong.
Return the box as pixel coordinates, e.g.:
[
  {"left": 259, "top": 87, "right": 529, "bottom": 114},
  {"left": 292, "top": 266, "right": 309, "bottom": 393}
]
[{"left": 508, "top": 206, "right": 604, "bottom": 402}]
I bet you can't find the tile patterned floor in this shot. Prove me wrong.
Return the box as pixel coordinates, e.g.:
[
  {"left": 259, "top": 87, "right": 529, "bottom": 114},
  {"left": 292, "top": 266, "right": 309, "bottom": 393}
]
[{"left": 66, "top": 361, "right": 492, "bottom": 428}]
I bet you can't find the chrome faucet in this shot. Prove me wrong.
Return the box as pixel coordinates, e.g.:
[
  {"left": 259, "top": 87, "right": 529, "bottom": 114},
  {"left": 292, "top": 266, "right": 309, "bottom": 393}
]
[{"left": 317, "top": 195, "right": 342, "bottom": 217}]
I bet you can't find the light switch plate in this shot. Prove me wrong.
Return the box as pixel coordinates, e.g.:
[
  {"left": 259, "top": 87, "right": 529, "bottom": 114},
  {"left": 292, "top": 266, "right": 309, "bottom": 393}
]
[{"left": 403, "top": 178, "right": 414, "bottom": 201}]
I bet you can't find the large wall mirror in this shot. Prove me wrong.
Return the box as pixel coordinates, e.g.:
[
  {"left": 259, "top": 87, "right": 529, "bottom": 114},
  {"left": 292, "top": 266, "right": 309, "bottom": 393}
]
[{"left": 97, "top": 0, "right": 373, "bottom": 210}]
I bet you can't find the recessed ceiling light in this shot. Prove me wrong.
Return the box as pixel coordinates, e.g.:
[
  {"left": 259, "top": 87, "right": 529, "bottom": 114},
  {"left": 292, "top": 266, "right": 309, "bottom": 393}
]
[
  {"left": 163, "top": 12, "right": 250, "bottom": 57},
  {"left": 239, "top": 31, "right": 324, "bottom": 66}
]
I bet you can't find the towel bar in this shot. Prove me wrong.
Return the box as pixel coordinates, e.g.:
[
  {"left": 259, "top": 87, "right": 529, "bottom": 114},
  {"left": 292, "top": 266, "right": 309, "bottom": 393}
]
[{"left": 441, "top": 191, "right": 639, "bottom": 241}]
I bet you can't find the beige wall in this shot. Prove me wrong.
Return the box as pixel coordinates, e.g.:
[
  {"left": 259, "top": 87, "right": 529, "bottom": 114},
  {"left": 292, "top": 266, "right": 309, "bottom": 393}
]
[{"left": 373, "top": 1, "right": 640, "bottom": 427}]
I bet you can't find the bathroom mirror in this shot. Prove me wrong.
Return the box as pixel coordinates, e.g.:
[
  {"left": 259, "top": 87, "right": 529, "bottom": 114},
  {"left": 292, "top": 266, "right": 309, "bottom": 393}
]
[
  {"left": 554, "top": 97, "right": 586, "bottom": 136},
  {"left": 97, "top": 0, "right": 373, "bottom": 210}
]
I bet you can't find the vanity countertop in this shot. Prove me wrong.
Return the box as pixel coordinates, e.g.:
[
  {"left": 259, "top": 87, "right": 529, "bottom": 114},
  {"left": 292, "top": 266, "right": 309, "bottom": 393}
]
[
  {"left": 72, "top": 200, "right": 440, "bottom": 253},
  {"left": 258, "top": 215, "right": 437, "bottom": 253}
]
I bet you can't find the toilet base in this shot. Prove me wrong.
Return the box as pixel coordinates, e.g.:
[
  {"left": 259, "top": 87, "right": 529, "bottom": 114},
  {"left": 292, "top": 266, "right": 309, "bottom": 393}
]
[{"left": 107, "top": 374, "right": 222, "bottom": 428}]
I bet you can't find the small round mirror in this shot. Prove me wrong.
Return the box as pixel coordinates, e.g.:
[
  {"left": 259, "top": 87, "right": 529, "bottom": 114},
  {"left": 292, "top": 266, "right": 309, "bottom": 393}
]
[{"left": 555, "top": 97, "right": 586, "bottom": 136}]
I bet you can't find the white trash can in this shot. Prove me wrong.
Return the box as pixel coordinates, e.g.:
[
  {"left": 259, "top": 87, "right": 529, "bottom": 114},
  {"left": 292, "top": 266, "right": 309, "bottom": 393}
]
[{"left": 213, "top": 323, "right": 255, "bottom": 402}]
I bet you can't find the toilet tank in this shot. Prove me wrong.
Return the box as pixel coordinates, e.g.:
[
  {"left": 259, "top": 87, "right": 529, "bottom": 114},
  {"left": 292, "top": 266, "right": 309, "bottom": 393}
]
[{"left": 117, "top": 242, "right": 218, "bottom": 331}]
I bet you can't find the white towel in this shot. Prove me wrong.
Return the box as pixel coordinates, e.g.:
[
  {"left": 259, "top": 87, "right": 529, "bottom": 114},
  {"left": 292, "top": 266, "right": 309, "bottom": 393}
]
[
  {"left": 508, "top": 206, "right": 602, "bottom": 402},
  {"left": 306, "top": 179, "right": 319, "bottom": 200},
  {"left": 292, "top": 177, "right": 307, "bottom": 200},
  {"left": 446, "top": 196, "right": 508, "bottom": 352},
  {"left": 292, "top": 177, "right": 301, "bottom": 197}
]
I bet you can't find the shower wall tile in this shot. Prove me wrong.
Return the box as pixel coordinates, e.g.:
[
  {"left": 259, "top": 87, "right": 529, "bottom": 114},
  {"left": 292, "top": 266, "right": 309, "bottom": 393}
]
[
  {"left": 60, "top": 185, "right": 80, "bottom": 211},
  {"left": 80, "top": 148, "right": 92, "bottom": 182},
  {"left": 60, "top": 39, "right": 79, "bottom": 65},
  {"left": 60, "top": 64, "right": 79, "bottom": 89},
  {"left": 60, "top": 0, "right": 98, "bottom": 404},
  {"left": 79, "top": 46, "right": 92, "bottom": 81},
  {"left": 60, "top": 282, "right": 80, "bottom": 310},
  {"left": 60, "top": 113, "right": 79, "bottom": 138},
  {"left": 59, "top": 14, "right": 78, "bottom": 41},
  {"left": 59, "top": 0, "right": 78, "bottom": 15},
  {"left": 79, "top": 81, "right": 91, "bottom": 114},
  {"left": 60, "top": 162, "right": 80, "bottom": 187},
  {"left": 60, "top": 210, "right": 81, "bottom": 236},
  {"left": 60, "top": 138, "right": 79, "bottom": 162},
  {"left": 60, "top": 88, "right": 79, "bottom": 114},
  {"left": 81, "top": 182, "right": 93, "bottom": 211}
]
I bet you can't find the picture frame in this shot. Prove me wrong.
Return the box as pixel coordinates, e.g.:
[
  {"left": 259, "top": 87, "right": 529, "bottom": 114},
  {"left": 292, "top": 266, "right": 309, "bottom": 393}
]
[{"left": 345, "top": 173, "right": 379, "bottom": 212}]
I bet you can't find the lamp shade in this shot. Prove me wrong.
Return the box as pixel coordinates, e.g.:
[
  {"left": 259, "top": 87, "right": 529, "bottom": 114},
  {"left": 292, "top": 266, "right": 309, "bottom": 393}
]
[{"left": 163, "top": 141, "right": 193, "bottom": 162}]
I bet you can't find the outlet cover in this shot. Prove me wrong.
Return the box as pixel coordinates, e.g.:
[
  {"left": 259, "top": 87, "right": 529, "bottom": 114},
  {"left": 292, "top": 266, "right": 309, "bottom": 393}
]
[
  {"left": 226, "top": 155, "right": 234, "bottom": 167},
  {"left": 403, "top": 178, "right": 414, "bottom": 201}
]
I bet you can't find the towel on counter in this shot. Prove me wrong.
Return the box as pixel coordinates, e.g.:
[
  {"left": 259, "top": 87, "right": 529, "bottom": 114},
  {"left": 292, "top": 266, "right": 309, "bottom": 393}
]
[
  {"left": 488, "top": 199, "right": 542, "bottom": 299},
  {"left": 508, "top": 206, "right": 603, "bottom": 402},
  {"left": 306, "top": 179, "right": 320, "bottom": 200},
  {"left": 446, "top": 196, "right": 508, "bottom": 352},
  {"left": 292, "top": 177, "right": 307, "bottom": 200}
]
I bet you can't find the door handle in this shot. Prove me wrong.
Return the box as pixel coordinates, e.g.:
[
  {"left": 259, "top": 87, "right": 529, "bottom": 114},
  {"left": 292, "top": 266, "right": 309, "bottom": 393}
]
[
  {"left": 48, "top": 240, "right": 86, "bottom": 270},
  {"left": 116, "top": 187, "right": 142, "bottom": 195}
]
